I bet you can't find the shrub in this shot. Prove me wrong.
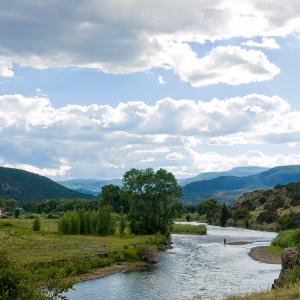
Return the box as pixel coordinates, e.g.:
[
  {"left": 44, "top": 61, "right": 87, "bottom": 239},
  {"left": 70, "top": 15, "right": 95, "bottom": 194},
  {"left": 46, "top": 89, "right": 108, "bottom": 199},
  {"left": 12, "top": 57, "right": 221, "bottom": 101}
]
[
  {"left": 32, "top": 216, "right": 41, "bottom": 231},
  {"left": 14, "top": 209, "right": 20, "bottom": 219},
  {"left": 259, "top": 197, "right": 267, "bottom": 205},
  {"left": 136, "top": 244, "right": 159, "bottom": 264},
  {"left": 96, "top": 206, "right": 115, "bottom": 236},
  {"left": 25, "top": 214, "right": 35, "bottom": 219},
  {"left": 0, "top": 215, "right": 8, "bottom": 219},
  {"left": 272, "top": 230, "right": 296, "bottom": 249}
]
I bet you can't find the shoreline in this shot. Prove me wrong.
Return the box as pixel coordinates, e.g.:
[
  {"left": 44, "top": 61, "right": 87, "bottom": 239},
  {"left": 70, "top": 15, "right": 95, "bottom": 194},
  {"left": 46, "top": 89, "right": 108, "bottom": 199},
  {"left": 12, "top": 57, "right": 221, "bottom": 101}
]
[
  {"left": 248, "top": 246, "right": 281, "bottom": 264},
  {"left": 72, "top": 261, "right": 148, "bottom": 283}
]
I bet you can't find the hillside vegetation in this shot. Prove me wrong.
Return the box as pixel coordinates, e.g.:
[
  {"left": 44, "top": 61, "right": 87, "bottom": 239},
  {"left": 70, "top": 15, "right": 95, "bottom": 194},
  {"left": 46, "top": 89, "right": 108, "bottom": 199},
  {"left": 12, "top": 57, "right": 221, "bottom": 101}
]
[
  {"left": 180, "top": 166, "right": 268, "bottom": 186},
  {"left": 181, "top": 165, "right": 300, "bottom": 204},
  {"left": 0, "top": 167, "right": 95, "bottom": 205}
]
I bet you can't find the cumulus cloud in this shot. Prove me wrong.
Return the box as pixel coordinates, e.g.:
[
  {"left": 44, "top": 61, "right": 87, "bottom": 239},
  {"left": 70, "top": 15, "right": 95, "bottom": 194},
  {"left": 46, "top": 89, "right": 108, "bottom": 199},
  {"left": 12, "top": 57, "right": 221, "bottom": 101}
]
[
  {"left": 0, "top": 57, "right": 14, "bottom": 77},
  {"left": 166, "top": 45, "right": 280, "bottom": 87},
  {"left": 241, "top": 37, "right": 281, "bottom": 49},
  {"left": 158, "top": 76, "right": 166, "bottom": 84},
  {"left": 0, "top": 93, "right": 299, "bottom": 178},
  {"left": 36, "top": 88, "right": 42, "bottom": 92},
  {"left": 0, "top": 0, "right": 298, "bottom": 85}
]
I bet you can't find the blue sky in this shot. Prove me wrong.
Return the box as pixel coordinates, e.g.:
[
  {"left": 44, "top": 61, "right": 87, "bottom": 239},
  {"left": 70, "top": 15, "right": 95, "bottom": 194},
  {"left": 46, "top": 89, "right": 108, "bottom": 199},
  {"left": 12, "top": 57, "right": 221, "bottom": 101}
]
[{"left": 1, "top": 0, "right": 300, "bottom": 180}]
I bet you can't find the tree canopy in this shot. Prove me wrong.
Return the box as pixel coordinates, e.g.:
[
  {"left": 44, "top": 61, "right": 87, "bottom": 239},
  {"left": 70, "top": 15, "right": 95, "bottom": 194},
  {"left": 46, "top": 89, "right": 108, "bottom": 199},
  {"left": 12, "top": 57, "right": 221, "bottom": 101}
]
[{"left": 120, "top": 168, "right": 182, "bottom": 235}]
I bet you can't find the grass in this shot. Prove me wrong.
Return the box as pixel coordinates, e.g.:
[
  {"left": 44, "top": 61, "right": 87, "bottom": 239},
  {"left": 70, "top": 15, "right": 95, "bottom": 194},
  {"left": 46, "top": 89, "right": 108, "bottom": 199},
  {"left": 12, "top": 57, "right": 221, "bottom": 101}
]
[
  {"left": 0, "top": 218, "right": 155, "bottom": 264},
  {"left": 171, "top": 223, "right": 207, "bottom": 235},
  {"left": 271, "top": 230, "right": 296, "bottom": 250},
  {"left": 225, "top": 282, "right": 300, "bottom": 300}
]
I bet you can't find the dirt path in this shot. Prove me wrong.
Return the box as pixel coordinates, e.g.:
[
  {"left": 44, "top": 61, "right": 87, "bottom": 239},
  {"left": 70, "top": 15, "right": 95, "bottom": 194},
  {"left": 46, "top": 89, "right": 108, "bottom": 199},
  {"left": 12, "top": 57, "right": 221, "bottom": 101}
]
[{"left": 248, "top": 246, "right": 281, "bottom": 264}]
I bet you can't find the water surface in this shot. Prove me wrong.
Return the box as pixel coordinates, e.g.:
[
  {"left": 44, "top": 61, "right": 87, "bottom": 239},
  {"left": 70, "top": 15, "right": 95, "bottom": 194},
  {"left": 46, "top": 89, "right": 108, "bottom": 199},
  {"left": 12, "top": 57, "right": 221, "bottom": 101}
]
[{"left": 66, "top": 223, "right": 281, "bottom": 299}]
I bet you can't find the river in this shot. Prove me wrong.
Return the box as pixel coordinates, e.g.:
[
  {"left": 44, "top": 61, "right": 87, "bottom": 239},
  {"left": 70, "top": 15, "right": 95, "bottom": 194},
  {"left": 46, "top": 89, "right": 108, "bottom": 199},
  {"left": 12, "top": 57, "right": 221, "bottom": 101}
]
[{"left": 66, "top": 223, "right": 281, "bottom": 299}]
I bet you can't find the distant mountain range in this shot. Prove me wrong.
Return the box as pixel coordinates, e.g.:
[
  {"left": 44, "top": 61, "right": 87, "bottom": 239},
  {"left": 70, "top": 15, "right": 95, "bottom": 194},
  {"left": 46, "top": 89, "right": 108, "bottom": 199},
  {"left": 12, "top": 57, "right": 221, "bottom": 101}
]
[
  {"left": 181, "top": 165, "right": 300, "bottom": 205},
  {"left": 180, "top": 166, "right": 269, "bottom": 186},
  {"left": 0, "top": 167, "right": 95, "bottom": 205},
  {"left": 56, "top": 179, "right": 123, "bottom": 196}
]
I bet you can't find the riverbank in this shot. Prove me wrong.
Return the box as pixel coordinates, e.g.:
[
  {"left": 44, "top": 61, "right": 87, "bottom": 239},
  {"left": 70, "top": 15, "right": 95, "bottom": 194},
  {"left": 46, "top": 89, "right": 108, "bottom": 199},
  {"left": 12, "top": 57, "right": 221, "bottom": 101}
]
[
  {"left": 248, "top": 246, "right": 281, "bottom": 264},
  {"left": 73, "top": 261, "right": 148, "bottom": 282}
]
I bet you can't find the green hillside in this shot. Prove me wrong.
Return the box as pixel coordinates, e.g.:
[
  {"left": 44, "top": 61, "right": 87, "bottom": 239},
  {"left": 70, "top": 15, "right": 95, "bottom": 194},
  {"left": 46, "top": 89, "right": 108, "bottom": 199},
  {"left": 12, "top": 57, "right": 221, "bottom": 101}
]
[
  {"left": 56, "top": 179, "right": 123, "bottom": 196},
  {"left": 181, "top": 165, "right": 300, "bottom": 204},
  {"left": 180, "top": 166, "right": 269, "bottom": 186},
  {"left": 0, "top": 167, "right": 95, "bottom": 205}
]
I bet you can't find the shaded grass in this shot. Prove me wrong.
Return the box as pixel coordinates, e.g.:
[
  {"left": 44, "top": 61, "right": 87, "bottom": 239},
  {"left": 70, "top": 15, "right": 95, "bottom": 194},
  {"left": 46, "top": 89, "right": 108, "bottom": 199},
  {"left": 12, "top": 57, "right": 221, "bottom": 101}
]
[
  {"left": 271, "top": 230, "right": 296, "bottom": 249},
  {"left": 0, "top": 218, "right": 155, "bottom": 264},
  {"left": 171, "top": 223, "right": 207, "bottom": 235}
]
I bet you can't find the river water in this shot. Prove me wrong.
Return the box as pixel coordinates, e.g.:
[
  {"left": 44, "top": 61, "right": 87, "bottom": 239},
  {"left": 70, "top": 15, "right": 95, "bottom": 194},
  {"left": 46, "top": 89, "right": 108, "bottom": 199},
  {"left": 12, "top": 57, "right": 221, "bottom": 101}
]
[{"left": 66, "top": 223, "right": 281, "bottom": 299}]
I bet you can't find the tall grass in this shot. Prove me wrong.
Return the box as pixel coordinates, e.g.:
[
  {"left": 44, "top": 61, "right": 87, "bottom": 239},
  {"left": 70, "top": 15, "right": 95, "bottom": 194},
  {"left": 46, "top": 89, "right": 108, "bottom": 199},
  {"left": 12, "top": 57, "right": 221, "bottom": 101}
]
[{"left": 171, "top": 224, "right": 207, "bottom": 235}]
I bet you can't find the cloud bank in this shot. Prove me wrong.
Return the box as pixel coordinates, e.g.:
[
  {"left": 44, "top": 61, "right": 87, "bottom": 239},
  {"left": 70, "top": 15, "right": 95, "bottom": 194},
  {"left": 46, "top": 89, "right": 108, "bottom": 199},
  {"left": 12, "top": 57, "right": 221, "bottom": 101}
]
[
  {"left": 1, "top": 0, "right": 298, "bottom": 84},
  {"left": 0, "top": 93, "right": 299, "bottom": 178}
]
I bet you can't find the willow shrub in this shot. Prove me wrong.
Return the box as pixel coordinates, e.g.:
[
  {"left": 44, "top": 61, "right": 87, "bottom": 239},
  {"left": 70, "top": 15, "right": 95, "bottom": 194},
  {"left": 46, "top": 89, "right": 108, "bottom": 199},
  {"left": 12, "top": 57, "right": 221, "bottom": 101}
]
[{"left": 171, "top": 223, "right": 207, "bottom": 235}]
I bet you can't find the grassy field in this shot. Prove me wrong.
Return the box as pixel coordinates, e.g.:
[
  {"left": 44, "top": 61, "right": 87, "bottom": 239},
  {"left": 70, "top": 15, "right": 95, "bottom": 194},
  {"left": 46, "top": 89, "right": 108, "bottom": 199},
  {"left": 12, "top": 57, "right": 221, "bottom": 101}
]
[{"left": 0, "top": 217, "right": 155, "bottom": 264}]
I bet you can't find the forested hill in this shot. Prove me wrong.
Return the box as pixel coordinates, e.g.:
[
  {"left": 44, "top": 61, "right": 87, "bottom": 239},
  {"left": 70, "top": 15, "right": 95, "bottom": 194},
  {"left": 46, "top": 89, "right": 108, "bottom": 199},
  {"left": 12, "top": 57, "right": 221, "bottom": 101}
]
[
  {"left": 180, "top": 166, "right": 269, "bottom": 186},
  {"left": 181, "top": 165, "right": 300, "bottom": 205},
  {"left": 0, "top": 167, "right": 95, "bottom": 205}
]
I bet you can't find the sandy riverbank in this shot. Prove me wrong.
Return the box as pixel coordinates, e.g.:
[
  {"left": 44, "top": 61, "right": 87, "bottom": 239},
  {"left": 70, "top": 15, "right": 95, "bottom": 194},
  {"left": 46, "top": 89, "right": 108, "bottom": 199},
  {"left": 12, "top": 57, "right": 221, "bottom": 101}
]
[
  {"left": 73, "top": 262, "right": 148, "bottom": 283},
  {"left": 248, "top": 246, "right": 281, "bottom": 264}
]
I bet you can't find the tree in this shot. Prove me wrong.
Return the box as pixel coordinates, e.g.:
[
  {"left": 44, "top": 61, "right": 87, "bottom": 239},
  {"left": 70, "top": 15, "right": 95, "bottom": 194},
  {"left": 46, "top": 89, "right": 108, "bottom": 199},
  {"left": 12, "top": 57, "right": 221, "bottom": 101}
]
[
  {"left": 99, "top": 184, "right": 129, "bottom": 213},
  {"left": 14, "top": 208, "right": 20, "bottom": 219},
  {"left": 120, "top": 168, "right": 183, "bottom": 235},
  {"left": 96, "top": 205, "right": 115, "bottom": 236},
  {"left": 32, "top": 216, "right": 41, "bottom": 231},
  {"left": 220, "top": 204, "right": 229, "bottom": 226},
  {"left": 3, "top": 199, "right": 18, "bottom": 212}
]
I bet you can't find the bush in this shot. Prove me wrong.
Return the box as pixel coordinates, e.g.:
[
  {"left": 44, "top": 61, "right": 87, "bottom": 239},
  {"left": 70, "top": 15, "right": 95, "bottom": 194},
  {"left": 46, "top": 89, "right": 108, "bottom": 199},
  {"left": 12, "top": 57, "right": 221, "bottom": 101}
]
[
  {"left": 32, "top": 216, "right": 41, "bottom": 231},
  {"left": 25, "top": 214, "right": 35, "bottom": 219},
  {"left": 0, "top": 215, "right": 8, "bottom": 219},
  {"left": 272, "top": 230, "right": 296, "bottom": 249},
  {"left": 136, "top": 244, "right": 159, "bottom": 264}
]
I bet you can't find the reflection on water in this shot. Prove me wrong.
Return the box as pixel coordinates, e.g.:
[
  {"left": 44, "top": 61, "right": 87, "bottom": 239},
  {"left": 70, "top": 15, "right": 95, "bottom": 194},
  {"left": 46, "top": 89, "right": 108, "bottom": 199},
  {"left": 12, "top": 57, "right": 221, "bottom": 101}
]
[{"left": 66, "top": 223, "right": 281, "bottom": 300}]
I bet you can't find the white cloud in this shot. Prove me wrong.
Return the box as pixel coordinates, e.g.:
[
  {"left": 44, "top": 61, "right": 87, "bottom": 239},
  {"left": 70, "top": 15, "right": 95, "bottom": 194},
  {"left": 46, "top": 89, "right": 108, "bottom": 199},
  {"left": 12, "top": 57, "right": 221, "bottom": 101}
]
[
  {"left": 0, "top": 93, "right": 299, "bottom": 179},
  {"left": 164, "top": 44, "right": 280, "bottom": 87},
  {"left": 36, "top": 88, "right": 42, "bottom": 92},
  {"left": 241, "top": 37, "right": 281, "bottom": 49},
  {"left": 166, "top": 152, "right": 185, "bottom": 160},
  {"left": 0, "top": 57, "right": 14, "bottom": 77},
  {"left": 0, "top": 0, "right": 298, "bottom": 85},
  {"left": 158, "top": 76, "right": 166, "bottom": 84}
]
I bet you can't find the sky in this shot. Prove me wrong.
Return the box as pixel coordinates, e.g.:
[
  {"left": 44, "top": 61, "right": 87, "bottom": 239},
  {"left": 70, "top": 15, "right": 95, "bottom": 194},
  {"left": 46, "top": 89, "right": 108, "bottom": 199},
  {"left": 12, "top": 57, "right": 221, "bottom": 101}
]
[{"left": 1, "top": 0, "right": 300, "bottom": 181}]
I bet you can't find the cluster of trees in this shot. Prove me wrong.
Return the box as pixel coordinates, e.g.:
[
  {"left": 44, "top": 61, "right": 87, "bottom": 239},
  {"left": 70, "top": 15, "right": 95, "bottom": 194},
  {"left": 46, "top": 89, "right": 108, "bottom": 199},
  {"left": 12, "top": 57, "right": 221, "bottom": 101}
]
[
  {"left": 55, "top": 168, "right": 182, "bottom": 236},
  {"left": 58, "top": 206, "right": 116, "bottom": 236},
  {"left": 0, "top": 199, "right": 18, "bottom": 212}
]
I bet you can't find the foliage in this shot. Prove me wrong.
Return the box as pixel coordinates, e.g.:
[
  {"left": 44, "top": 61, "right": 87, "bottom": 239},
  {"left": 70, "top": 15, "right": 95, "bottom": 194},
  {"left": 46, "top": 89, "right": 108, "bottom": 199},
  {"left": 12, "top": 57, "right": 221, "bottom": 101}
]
[
  {"left": 171, "top": 223, "right": 207, "bottom": 235},
  {"left": 256, "top": 211, "right": 278, "bottom": 224},
  {"left": 220, "top": 204, "right": 229, "bottom": 226},
  {"left": 32, "top": 216, "right": 41, "bottom": 231},
  {"left": 99, "top": 184, "right": 129, "bottom": 213},
  {"left": 1, "top": 199, "right": 18, "bottom": 212},
  {"left": 0, "top": 250, "right": 75, "bottom": 300},
  {"left": 14, "top": 208, "right": 20, "bottom": 218},
  {"left": 271, "top": 230, "right": 296, "bottom": 249},
  {"left": 120, "top": 168, "right": 182, "bottom": 235},
  {"left": 96, "top": 206, "right": 115, "bottom": 236},
  {"left": 233, "top": 208, "right": 250, "bottom": 221}
]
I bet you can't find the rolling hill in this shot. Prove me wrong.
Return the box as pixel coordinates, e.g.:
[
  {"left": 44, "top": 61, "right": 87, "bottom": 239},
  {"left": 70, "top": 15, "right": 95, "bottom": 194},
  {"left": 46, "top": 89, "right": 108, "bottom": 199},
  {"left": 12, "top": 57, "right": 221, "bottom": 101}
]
[
  {"left": 180, "top": 166, "right": 269, "bottom": 186},
  {"left": 181, "top": 165, "right": 300, "bottom": 204},
  {"left": 56, "top": 179, "right": 123, "bottom": 196},
  {"left": 0, "top": 167, "right": 95, "bottom": 205}
]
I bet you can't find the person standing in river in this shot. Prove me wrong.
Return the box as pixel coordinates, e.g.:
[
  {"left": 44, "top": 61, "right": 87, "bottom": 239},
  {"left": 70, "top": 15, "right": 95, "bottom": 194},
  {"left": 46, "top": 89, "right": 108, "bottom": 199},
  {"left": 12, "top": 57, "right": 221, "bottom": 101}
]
[{"left": 224, "top": 238, "right": 226, "bottom": 244}]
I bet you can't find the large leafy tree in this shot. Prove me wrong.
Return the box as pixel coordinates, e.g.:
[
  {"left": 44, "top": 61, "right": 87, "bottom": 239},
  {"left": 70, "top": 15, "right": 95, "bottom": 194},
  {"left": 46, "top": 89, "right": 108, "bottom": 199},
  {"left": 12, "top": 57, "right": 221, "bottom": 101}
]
[
  {"left": 120, "top": 168, "right": 183, "bottom": 235},
  {"left": 99, "top": 184, "right": 129, "bottom": 213}
]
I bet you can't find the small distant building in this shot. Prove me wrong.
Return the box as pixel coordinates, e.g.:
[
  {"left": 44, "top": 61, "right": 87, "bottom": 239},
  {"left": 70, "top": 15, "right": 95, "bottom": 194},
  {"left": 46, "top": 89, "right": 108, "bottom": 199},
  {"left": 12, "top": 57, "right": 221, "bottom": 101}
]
[{"left": 0, "top": 208, "right": 6, "bottom": 216}]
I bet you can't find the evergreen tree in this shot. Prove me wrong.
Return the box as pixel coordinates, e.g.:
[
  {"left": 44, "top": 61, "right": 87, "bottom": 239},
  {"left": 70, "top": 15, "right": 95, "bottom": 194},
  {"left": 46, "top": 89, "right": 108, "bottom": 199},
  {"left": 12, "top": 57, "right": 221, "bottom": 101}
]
[
  {"left": 220, "top": 204, "right": 229, "bottom": 227},
  {"left": 32, "top": 216, "right": 41, "bottom": 231}
]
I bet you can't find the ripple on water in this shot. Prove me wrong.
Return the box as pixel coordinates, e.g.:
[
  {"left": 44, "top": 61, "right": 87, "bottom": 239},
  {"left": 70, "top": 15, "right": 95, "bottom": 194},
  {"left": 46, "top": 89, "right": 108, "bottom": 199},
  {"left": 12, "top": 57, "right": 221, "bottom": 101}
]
[{"left": 66, "top": 224, "right": 281, "bottom": 300}]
